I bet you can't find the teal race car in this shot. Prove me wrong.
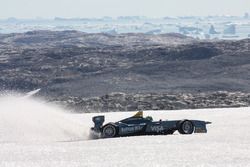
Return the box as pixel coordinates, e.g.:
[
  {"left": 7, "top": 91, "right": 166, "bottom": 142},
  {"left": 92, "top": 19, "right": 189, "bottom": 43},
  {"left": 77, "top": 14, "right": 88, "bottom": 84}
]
[{"left": 90, "top": 111, "right": 211, "bottom": 138}]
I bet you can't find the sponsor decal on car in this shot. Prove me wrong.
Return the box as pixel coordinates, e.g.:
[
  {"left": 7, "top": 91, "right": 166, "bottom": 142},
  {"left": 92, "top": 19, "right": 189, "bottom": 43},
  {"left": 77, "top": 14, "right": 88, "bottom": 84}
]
[
  {"left": 151, "top": 125, "right": 164, "bottom": 132},
  {"left": 120, "top": 126, "right": 143, "bottom": 133}
]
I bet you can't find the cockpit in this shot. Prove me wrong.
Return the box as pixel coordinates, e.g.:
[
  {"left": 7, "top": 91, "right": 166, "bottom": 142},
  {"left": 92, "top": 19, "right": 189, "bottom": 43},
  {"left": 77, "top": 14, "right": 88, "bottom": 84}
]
[{"left": 119, "top": 111, "right": 153, "bottom": 124}]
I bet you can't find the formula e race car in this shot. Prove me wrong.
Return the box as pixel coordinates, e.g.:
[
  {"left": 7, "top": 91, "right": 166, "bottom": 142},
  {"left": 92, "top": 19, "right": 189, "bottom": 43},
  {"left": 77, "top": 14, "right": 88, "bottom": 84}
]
[{"left": 90, "top": 111, "right": 211, "bottom": 138}]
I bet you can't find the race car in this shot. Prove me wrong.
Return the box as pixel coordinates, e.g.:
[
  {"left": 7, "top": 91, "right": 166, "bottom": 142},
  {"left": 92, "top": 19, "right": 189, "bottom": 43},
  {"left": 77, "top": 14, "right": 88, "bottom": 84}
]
[{"left": 90, "top": 111, "right": 211, "bottom": 138}]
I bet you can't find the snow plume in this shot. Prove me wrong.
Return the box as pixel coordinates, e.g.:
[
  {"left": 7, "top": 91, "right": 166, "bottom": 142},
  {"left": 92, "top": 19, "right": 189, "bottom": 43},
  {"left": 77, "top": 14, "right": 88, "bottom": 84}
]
[{"left": 0, "top": 90, "right": 89, "bottom": 143}]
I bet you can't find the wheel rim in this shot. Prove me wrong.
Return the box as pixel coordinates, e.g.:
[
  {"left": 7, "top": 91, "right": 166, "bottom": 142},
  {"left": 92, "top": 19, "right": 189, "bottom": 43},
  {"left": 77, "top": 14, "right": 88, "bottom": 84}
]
[
  {"left": 182, "top": 121, "right": 193, "bottom": 134},
  {"left": 103, "top": 125, "right": 116, "bottom": 137}
]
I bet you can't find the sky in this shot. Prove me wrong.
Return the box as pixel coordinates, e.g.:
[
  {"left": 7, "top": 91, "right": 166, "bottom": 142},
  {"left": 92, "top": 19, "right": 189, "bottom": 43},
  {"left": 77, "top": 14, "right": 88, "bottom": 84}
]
[{"left": 0, "top": 0, "right": 249, "bottom": 19}]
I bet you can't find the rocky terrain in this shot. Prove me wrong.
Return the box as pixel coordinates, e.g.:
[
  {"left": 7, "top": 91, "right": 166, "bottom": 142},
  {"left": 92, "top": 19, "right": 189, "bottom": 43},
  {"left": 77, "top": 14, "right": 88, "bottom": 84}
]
[
  {"left": 0, "top": 30, "right": 249, "bottom": 112},
  {"left": 52, "top": 91, "right": 250, "bottom": 112}
]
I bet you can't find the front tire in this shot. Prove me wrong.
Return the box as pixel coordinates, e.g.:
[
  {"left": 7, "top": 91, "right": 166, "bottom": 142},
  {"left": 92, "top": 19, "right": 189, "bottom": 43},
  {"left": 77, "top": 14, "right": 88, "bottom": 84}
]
[
  {"left": 178, "top": 120, "right": 194, "bottom": 134},
  {"left": 102, "top": 124, "right": 117, "bottom": 138}
]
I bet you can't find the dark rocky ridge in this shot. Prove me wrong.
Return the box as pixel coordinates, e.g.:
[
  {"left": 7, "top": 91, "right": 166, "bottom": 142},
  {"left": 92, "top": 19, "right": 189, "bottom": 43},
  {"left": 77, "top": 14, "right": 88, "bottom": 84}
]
[
  {"left": 52, "top": 91, "right": 250, "bottom": 113},
  {"left": 0, "top": 31, "right": 250, "bottom": 112}
]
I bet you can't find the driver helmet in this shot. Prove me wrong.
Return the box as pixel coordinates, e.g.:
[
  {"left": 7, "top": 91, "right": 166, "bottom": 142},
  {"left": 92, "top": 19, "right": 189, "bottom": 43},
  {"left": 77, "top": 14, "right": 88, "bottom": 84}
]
[{"left": 145, "top": 116, "right": 153, "bottom": 121}]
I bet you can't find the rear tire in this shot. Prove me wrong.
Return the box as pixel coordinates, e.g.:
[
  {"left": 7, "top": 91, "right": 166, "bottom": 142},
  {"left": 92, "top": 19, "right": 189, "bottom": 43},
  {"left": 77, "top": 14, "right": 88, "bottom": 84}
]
[
  {"left": 178, "top": 120, "right": 194, "bottom": 134},
  {"left": 102, "top": 124, "right": 117, "bottom": 138}
]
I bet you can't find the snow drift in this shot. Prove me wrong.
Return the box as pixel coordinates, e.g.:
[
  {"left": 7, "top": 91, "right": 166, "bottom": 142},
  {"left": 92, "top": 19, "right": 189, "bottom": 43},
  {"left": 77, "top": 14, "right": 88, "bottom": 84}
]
[{"left": 0, "top": 90, "right": 88, "bottom": 143}]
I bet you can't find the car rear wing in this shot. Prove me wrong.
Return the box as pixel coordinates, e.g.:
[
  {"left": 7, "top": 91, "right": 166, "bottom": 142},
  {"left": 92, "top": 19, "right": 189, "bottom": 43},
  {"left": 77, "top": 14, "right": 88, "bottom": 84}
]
[{"left": 92, "top": 116, "right": 105, "bottom": 131}]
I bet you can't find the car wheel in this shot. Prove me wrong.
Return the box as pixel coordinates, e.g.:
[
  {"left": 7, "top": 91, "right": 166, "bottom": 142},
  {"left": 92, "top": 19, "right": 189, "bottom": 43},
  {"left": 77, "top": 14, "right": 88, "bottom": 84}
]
[
  {"left": 178, "top": 120, "right": 194, "bottom": 134},
  {"left": 102, "top": 124, "right": 117, "bottom": 138}
]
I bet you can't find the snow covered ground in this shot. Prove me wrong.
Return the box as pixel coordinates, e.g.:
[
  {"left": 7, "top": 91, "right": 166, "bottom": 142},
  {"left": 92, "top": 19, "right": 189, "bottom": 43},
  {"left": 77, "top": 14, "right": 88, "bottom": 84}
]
[{"left": 0, "top": 94, "right": 250, "bottom": 167}]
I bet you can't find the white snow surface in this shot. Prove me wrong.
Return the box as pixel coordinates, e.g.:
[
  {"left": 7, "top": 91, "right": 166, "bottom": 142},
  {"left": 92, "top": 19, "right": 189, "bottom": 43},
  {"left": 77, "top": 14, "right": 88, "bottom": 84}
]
[{"left": 0, "top": 93, "right": 250, "bottom": 167}]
